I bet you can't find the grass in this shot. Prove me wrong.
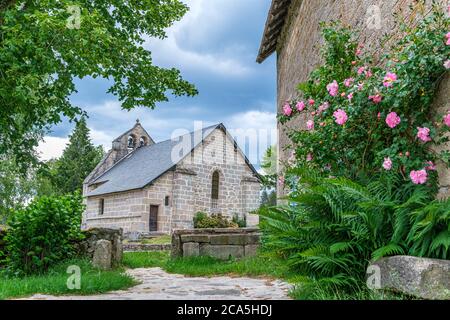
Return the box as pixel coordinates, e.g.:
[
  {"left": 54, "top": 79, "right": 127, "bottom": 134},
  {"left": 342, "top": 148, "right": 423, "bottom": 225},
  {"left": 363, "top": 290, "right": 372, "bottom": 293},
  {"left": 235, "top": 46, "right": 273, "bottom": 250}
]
[
  {"left": 140, "top": 235, "right": 172, "bottom": 245},
  {"left": 0, "top": 259, "right": 137, "bottom": 300}
]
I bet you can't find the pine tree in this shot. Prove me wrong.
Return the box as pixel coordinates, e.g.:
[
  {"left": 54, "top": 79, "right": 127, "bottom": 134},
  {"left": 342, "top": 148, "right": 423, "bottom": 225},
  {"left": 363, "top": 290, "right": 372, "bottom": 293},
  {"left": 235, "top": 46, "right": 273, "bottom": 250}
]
[{"left": 55, "top": 117, "right": 104, "bottom": 194}]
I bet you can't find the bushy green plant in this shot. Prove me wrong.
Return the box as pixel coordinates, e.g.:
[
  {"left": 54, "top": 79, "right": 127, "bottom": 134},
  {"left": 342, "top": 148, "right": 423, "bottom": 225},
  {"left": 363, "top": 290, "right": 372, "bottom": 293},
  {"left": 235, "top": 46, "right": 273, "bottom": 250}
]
[
  {"left": 232, "top": 213, "right": 247, "bottom": 228},
  {"left": 4, "top": 193, "right": 84, "bottom": 275},
  {"left": 193, "top": 212, "right": 238, "bottom": 229},
  {"left": 260, "top": 168, "right": 450, "bottom": 295}
]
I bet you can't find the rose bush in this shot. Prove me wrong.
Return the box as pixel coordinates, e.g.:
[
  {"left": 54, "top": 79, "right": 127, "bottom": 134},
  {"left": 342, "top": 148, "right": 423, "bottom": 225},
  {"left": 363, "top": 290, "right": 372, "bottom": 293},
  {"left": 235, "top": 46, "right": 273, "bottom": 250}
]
[{"left": 279, "top": 9, "right": 450, "bottom": 189}]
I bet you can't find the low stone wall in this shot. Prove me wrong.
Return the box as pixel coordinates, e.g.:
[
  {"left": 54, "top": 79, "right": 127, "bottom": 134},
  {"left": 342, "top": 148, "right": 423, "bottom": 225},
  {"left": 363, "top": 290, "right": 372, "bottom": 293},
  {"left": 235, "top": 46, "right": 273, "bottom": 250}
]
[
  {"left": 171, "top": 228, "right": 261, "bottom": 260},
  {"left": 77, "top": 228, "right": 124, "bottom": 270}
]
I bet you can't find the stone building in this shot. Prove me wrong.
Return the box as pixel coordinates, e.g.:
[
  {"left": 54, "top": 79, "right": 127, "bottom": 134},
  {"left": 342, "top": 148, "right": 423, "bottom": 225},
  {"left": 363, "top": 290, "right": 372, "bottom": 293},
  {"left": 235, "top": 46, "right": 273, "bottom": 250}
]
[
  {"left": 257, "top": 0, "right": 450, "bottom": 199},
  {"left": 82, "top": 121, "right": 261, "bottom": 235}
]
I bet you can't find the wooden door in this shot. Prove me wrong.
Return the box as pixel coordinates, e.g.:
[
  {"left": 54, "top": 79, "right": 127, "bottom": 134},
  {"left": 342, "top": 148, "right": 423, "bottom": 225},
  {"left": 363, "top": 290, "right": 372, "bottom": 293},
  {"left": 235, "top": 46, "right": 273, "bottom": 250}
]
[{"left": 149, "top": 205, "right": 158, "bottom": 232}]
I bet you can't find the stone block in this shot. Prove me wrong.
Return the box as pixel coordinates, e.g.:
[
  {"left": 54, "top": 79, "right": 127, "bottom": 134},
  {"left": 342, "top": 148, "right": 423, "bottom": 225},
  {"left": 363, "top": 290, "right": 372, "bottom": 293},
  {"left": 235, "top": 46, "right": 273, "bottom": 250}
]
[
  {"left": 92, "top": 240, "right": 112, "bottom": 270},
  {"left": 181, "top": 234, "right": 211, "bottom": 243},
  {"left": 200, "top": 244, "right": 244, "bottom": 260},
  {"left": 245, "top": 234, "right": 261, "bottom": 245},
  {"left": 244, "top": 244, "right": 259, "bottom": 257},
  {"left": 368, "top": 256, "right": 450, "bottom": 300},
  {"left": 183, "top": 242, "right": 199, "bottom": 257},
  {"left": 210, "top": 234, "right": 246, "bottom": 245}
]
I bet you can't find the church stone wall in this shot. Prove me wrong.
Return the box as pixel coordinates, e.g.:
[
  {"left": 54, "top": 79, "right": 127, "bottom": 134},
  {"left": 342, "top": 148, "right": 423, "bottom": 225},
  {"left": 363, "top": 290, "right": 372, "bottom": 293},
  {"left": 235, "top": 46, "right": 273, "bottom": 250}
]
[
  {"left": 83, "top": 128, "right": 261, "bottom": 235},
  {"left": 276, "top": 0, "right": 449, "bottom": 198}
]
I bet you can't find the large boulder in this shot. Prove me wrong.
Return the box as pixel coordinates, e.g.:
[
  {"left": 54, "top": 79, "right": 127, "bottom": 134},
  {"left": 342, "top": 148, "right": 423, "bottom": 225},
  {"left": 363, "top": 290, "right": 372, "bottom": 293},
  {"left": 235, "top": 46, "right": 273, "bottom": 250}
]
[{"left": 368, "top": 255, "right": 450, "bottom": 300}]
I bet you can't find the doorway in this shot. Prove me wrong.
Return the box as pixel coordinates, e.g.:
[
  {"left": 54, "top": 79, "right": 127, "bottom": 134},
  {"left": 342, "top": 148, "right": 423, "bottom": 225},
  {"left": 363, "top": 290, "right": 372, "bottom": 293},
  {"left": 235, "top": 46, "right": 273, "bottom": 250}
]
[{"left": 149, "top": 205, "right": 158, "bottom": 232}]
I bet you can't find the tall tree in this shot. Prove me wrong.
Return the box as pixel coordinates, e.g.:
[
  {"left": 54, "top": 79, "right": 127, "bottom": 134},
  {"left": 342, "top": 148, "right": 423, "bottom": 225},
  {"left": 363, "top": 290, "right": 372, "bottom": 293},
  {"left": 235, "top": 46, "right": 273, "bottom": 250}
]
[
  {"left": 55, "top": 117, "right": 104, "bottom": 194},
  {"left": 0, "top": 0, "right": 197, "bottom": 170},
  {"left": 260, "top": 146, "right": 278, "bottom": 207}
]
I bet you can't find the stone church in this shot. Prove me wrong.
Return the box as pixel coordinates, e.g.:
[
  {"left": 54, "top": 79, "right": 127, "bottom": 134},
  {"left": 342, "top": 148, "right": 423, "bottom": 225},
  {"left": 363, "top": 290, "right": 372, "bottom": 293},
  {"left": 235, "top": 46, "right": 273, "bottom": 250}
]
[
  {"left": 82, "top": 121, "right": 261, "bottom": 235},
  {"left": 257, "top": 0, "right": 450, "bottom": 199}
]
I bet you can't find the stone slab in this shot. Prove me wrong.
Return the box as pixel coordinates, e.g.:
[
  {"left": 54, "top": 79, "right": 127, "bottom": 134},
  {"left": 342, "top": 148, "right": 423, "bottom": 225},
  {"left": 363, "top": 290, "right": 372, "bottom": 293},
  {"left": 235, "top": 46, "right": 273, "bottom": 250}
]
[
  {"left": 183, "top": 242, "right": 200, "bottom": 257},
  {"left": 199, "top": 244, "right": 244, "bottom": 260}
]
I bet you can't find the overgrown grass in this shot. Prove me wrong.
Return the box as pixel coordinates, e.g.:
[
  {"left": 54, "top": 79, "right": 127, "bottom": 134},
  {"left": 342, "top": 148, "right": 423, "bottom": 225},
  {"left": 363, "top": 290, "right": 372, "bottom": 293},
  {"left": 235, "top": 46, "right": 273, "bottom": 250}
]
[
  {"left": 122, "top": 251, "right": 170, "bottom": 269},
  {"left": 0, "top": 259, "right": 137, "bottom": 300}
]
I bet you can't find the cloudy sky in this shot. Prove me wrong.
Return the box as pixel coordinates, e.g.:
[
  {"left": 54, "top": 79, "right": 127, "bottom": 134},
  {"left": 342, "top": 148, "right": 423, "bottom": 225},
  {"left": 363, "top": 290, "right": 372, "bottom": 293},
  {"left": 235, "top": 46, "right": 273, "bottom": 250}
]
[{"left": 37, "top": 0, "right": 277, "bottom": 166}]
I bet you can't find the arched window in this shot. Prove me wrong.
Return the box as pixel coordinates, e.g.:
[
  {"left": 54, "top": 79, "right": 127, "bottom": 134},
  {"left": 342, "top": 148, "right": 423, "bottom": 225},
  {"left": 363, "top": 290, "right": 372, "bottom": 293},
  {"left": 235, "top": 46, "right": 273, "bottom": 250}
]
[
  {"left": 127, "top": 135, "right": 135, "bottom": 148},
  {"left": 139, "top": 136, "right": 147, "bottom": 147},
  {"left": 211, "top": 171, "right": 219, "bottom": 200}
]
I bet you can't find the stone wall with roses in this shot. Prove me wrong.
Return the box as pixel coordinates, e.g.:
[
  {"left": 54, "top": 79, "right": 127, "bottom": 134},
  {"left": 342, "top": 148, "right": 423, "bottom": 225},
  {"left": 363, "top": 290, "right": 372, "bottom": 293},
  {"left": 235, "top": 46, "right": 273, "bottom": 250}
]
[{"left": 276, "top": 0, "right": 450, "bottom": 198}]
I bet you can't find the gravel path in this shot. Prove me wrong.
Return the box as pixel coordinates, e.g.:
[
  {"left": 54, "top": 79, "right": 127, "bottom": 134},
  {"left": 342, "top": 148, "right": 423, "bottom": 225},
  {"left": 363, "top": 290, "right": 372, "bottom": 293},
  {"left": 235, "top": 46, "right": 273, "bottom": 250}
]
[{"left": 23, "top": 267, "right": 293, "bottom": 300}]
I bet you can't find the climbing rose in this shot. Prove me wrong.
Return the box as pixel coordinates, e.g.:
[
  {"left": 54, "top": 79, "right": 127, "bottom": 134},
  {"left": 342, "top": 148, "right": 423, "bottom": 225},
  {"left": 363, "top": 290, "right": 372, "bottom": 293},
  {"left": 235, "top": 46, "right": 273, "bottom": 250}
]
[
  {"left": 347, "top": 93, "right": 353, "bottom": 102},
  {"left": 444, "top": 60, "right": 450, "bottom": 69},
  {"left": 327, "top": 80, "right": 339, "bottom": 97},
  {"left": 306, "top": 120, "right": 314, "bottom": 130},
  {"left": 357, "top": 67, "right": 366, "bottom": 75},
  {"left": 383, "top": 72, "right": 397, "bottom": 87},
  {"left": 382, "top": 157, "right": 393, "bottom": 170},
  {"left": 306, "top": 153, "right": 313, "bottom": 162},
  {"left": 296, "top": 101, "right": 306, "bottom": 112},
  {"left": 385, "top": 112, "right": 401, "bottom": 128},
  {"left": 369, "top": 94, "right": 382, "bottom": 104},
  {"left": 308, "top": 99, "right": 315, "bottom": 106},
  {"left": 417, "top": 127, "right": 432, "bottom": 142},
  {"left": 444, "top": 113, "right": 450, "bottom": 127},
  {"left": 344, "top": 78, "right": 354, "bottom": 87},
  {"left": 357, "top": 83, "right": 364, "bottom": 91},
  {"left": 425, "top": 161, "right": 436, "bottom": 171},
  {"left": 283, "top": 103, "right": 292, "bottom": 116},
  {"left": 446, "top": 32, "right": 450, "bottom": 45},
  {"left": 410, "top": 170, "right": 428, "bottom": 185},
  {"left": 333, "top": 109, "right": 348, "bottom": 125}
]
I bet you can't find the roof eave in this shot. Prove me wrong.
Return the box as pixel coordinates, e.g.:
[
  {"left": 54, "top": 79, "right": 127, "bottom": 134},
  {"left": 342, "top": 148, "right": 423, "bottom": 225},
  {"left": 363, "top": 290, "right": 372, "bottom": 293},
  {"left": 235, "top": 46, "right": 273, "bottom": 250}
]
[{"left": 256, "top": 0, "right": 292, "bottom": 64}]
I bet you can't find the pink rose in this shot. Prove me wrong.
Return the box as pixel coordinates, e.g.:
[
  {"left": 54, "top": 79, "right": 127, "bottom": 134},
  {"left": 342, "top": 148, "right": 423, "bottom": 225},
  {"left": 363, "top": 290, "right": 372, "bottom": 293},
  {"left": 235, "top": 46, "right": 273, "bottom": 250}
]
[
  {"left": 357, "top": 67, "right": 366, "bottom": 75},
  {"left": 425, "top": 161, "right": 436, "bottom": 171},
  {"left": 365, "top": 69, "right": 373, "bottom": 78},
  {"left": 369, "top": 94, "right": 382, "bottom": 104},
  {"left": 296, "top": 101, "right": 306, "bottom": 112},
  {"left": 327, "top": 80, "right": 339, "bottom": 97},
  {"left": 382, "top": 157, "right": 393, "bottom": 170},
  {"left": 347, "top": 93, "right": 353, "bottom": 102},
  {"left": 444, "top": 60, "right": 450, "bottom": 69},
  {"left": 383, "top": 72, "right": 397, "bottom": 87},
  {"left": 385, "top": 112, "right": 401, "bottom": 128},
  {"left": 444, "top": 113, "right": 450, "bottom": 127},
  {"left": 410, "top": 170, "right": 428, "bottom": 185},
  {"left": 357, "top": 83, "right": 364, "bottom": 91},
  {"left": 417, "top": 127, "right": 432, "bottom": 143},
  {"left": 446, "top": 32, "right": 450, "bottom": 45},
  {"left": 283, "top": 103, "right": 292, "bottom": 116},
  {"left": 344, "top": 78, "right": 354, "bottom": 87},
  {"left": 306, "top": 120, "right": 314, "bottom": 130},
  {"left": 306, "top": 153, "right": 313, "bottom": 162},
  {"left": 309, "top": 99, "right": 315, "bottom": 106},
  {"left": 333, "top": 109, "right": 348, "bottom": 126}
]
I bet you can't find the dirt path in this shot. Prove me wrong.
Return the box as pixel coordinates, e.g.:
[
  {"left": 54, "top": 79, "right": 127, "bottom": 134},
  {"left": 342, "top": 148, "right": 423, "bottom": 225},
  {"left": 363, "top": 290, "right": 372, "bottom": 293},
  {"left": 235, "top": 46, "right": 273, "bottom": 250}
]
[{"left": 23, "top": 267, "right": 293, "bottom": 300}]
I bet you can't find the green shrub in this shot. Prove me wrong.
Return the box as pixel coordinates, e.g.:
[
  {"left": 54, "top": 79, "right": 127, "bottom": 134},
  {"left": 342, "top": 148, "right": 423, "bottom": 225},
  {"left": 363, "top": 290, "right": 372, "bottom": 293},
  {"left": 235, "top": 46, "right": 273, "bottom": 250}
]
[
  {"left": 193, "top": 212, "right": 238, "bottom": 229},
  {"left": 232, "top": 213, "right": 247, "bottom": 228},
  {"left": 4, "top": 192, "right": 84, "bottom": 275},
  {"left": 259, "top": 169, "right": 450, "bottom": 295}
]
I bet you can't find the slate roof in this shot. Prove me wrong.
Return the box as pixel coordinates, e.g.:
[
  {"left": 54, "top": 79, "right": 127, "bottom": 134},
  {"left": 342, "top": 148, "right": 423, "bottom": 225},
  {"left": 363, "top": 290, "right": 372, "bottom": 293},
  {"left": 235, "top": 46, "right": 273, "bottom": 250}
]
[
  {"left": 256, "top": 0, "right": 292, "bottom": 63},
  {"left": 86, "top": 123, "right": 259, "bottom": 197}
]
